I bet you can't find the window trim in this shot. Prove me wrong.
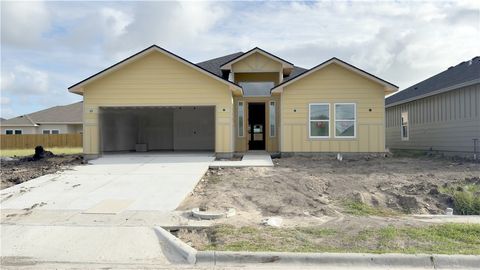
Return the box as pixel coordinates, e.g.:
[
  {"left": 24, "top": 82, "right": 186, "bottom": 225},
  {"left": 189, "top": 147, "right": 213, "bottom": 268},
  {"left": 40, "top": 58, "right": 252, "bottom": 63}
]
[
  {"left": 309, "top": 103, "right": 330, "bottom": 139},
  {"left": 401, "top": 111, "right": 409, "bottom": 141},
  {"left": 238, "top": 101, "right": 244, "bottom": 137},
  {"left": 334, "top": 103, "right": 357, "bottom": 139},
  {"left": 269, "top": 101, "right": 276, "bottom": 137}
]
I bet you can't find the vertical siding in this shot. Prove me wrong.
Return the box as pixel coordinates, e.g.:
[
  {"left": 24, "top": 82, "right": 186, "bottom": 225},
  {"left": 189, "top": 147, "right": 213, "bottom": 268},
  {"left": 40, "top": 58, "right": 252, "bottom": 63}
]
[
  {"left": 82, "top": 51, "right": 234, "bottom": 155},
  {"left": 281, "top": 63, "right": 388, "bottom": 153},
  {"left": 386, "top": 84, "right": 480, "bottom": 152}
]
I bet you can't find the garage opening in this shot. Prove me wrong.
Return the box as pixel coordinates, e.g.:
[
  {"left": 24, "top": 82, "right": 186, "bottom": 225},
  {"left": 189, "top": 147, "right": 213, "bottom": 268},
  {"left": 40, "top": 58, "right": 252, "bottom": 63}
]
[{"left": 99, "top": 106, "right": 215, "bottom": 153}]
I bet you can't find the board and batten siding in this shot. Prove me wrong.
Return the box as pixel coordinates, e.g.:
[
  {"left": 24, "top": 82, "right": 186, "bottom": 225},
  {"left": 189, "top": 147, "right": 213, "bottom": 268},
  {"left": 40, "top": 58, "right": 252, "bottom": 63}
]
[
  {"left": 281, "top": 63, "right": 387, "bottom": 153},
  {"left": 386, "top": 83, "right": 480, "bottom": 153},
  {"left": 82, "top": 51, "right": 234, "bottom": 155}
]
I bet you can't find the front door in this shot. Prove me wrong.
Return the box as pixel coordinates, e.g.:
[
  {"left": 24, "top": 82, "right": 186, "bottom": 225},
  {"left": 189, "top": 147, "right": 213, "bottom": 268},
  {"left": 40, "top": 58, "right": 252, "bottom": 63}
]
[{"left": 248, "top": 103, "right": 265, "bottom": 150}]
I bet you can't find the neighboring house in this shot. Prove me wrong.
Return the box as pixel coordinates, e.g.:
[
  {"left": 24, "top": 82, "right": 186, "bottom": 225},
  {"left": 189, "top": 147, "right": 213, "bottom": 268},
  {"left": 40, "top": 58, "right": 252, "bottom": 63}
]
[
  {"left": 68, "top": 45, "right": 398, "bottom": 158},
  {"left": 385, "top": 56, "right": 480, "bottom": 156},
  {"left": 0, "top": 102, "right": 83, "bottom": 135}
]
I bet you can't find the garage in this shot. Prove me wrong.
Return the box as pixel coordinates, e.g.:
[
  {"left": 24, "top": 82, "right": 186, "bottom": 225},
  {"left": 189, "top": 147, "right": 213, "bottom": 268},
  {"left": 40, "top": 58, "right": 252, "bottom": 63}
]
[{"left": 99, "top": 106, "right": 215, "bottom": 152}]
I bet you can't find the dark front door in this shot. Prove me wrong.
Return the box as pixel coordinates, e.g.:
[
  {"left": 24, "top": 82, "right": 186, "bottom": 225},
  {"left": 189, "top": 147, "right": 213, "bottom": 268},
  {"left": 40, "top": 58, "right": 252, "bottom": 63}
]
[{"left": 248, "top": 103, "right": 266, "bottom": 150}]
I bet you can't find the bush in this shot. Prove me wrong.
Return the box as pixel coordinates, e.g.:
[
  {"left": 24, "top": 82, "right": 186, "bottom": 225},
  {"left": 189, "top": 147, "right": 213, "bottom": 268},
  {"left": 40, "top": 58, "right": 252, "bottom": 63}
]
[{"left": 453, "top": 191, "right": 480, "bottom": 215}]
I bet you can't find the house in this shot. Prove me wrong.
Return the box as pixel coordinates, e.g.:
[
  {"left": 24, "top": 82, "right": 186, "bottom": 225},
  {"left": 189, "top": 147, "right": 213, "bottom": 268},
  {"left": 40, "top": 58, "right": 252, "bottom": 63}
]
[
  {"left": 385, "top": 56, "right": 480, "bottom": 157},
  {"left": 68, "top": 45, "right": 398, "bottom": 159},
  {"left": 0, "top": 102, "right": 83, "bottom": 135}
]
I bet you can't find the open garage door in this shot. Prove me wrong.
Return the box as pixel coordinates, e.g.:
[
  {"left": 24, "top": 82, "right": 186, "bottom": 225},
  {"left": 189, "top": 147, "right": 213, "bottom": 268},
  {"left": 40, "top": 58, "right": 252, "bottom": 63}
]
[{"left": 99, "top": 106, "right": 215, "bottom": 152}]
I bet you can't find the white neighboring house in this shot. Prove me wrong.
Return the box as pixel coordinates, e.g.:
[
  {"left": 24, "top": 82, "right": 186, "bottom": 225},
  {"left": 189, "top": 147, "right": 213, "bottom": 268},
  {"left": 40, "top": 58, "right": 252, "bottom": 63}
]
[{"left": 0, "top": 102, "right": 83, "bottom": 135}]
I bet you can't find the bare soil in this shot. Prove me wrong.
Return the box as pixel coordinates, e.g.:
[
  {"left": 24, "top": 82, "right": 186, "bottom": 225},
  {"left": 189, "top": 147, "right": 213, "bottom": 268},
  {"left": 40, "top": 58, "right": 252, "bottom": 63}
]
[
  {"left": 0, "top": 155, "right": 84, "bottom": 189},
  {"left": 178, "top": 155, "right": 480, "bottom": 225}
]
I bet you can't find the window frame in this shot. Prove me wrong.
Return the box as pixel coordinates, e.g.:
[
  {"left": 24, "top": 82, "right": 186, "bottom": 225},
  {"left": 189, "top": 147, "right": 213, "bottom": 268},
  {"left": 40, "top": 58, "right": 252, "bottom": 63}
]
[
  {"left": 42, "top": 129, "right": 51, "bottom": 134},
  {"left": 334, "top": 103, "right": 357, "bottom": 139},
  {"left": 5, "top": 129, "right": 13, "bottom": 135},
  {"left": 308, "top": 103, "right": 330, "bottom": 139},
  {"left": 6, "top": 129, "right": 22, "bottom": 135},
  {"left": 51, "top": 129, "right": 60, "bottom": 134},
  {"left": 401, "top": 111, "right": 409, "bottom": 141},
  {"left": 269, "top": 101, "right": 276, "bottom": 137},
  {"left": 237, "top": 101, "right": 244, "bottom": 137}
]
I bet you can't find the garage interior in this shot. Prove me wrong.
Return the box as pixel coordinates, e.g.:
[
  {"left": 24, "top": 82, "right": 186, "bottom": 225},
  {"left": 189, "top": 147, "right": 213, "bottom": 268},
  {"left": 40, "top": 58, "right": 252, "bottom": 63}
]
[{"left": 99, "top": 106, "right": 215, "bottom": 152}]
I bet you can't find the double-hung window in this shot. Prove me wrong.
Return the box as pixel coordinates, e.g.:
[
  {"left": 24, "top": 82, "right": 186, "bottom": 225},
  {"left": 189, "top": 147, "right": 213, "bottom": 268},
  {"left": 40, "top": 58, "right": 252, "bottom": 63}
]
[
  {"left": 43, "top": 130, "right": 60, "bottom": 134},
  {"left": 401, "top": 111, "right": 409, "bottom": 140},
  {"left": 309, "top": 103, "right": 330, "bottom": 138},
  {"left": 334, "top": 103, "right": 356, "bottom": 138}
]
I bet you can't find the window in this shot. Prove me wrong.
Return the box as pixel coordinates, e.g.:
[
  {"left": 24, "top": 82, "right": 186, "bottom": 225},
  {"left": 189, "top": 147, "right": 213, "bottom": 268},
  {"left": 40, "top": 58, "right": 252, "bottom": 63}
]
[
  {"left": 238, "top": 101, "right": 244, "bottom": 137},
  {"left": 309, "top": 103, "right": 330, "bottom": 138},
  {"left": 6, "top": 129, "right": 22, "bottom": 135},
  {"left": 238, "top": 82, "right": 275, "bottom": 97},
  {"left": 335, "top": 103, "right": 356, "bottom": 138},
  {"left": 401, "top": 111, "right": 409, "bottom": 140},
  {"left": 269, "top": 101, "right": 276, "bottom": 137},
  {"left": 42, "top": 130, "right": 60, "bottom": 134}
]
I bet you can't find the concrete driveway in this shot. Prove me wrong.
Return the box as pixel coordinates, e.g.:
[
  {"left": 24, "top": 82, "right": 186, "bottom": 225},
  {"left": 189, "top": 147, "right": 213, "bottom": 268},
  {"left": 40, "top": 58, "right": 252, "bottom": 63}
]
[
  {"left": 1, "top": 153, "right": 214, "bottom": 212},
  {"left": 1, "top": 153, "right": 214, "bottom": 267}
]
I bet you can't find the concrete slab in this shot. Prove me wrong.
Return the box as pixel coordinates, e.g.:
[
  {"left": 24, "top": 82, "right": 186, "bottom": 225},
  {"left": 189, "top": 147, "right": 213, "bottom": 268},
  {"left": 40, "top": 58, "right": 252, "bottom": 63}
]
[
  {"left": 210, "top": 151, "right": 273, "bottom": 168},
  {"left": 1, "top": 153, "right": 215, "bottom": 212}
]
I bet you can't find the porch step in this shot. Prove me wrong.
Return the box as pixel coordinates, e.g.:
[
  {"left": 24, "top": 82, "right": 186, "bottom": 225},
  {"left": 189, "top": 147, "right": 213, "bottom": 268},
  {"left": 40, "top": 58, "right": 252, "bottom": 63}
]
[{"left": 210, "top": 152, "right": 274, "bottom": 168}]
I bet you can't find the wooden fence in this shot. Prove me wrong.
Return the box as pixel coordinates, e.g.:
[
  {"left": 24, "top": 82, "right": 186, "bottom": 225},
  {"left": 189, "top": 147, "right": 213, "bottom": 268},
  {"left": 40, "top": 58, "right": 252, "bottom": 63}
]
[{"left": 0, "top": 134, "right": 83, "bottom": 150}]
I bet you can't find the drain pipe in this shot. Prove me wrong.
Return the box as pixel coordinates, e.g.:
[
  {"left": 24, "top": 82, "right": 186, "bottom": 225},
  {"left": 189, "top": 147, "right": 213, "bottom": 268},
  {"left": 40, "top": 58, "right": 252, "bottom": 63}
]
[{"left": 473, "top": 138, "right": 479, "bottom": 160}]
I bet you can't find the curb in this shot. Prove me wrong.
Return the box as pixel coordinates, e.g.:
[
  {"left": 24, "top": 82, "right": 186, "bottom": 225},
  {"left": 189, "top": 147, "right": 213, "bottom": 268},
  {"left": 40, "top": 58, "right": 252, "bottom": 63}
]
[
  {"left": 195, "top": 251, "right": 480, "bottom": 269},
  {"left": 155, "top": 227, "right": 480, "bottom": 268},
  {"left": 153, "top": 226, "right": 197, "bottom": 264}
]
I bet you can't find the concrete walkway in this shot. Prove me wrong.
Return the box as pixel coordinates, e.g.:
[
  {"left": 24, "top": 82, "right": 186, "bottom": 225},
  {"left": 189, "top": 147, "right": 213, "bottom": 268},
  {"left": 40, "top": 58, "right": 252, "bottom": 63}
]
[{"left": 210, "top": 151, "right": 274, "bottom": 168}]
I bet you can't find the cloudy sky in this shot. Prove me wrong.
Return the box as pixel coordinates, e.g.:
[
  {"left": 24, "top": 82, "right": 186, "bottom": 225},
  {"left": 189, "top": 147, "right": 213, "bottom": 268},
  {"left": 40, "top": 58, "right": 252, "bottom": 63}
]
[{"left": 1, "top": 0, "right": 479, "bottom": 119}]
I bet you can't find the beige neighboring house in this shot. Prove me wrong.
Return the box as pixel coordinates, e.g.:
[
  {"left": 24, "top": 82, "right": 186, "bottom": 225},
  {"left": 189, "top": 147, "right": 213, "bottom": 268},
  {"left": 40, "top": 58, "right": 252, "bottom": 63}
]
[
  {"left": 0, "top": 102, "right": 83, "bottom": 135},
  {"left": 68, "top": 45, "right": 398, "bottom": 158}
]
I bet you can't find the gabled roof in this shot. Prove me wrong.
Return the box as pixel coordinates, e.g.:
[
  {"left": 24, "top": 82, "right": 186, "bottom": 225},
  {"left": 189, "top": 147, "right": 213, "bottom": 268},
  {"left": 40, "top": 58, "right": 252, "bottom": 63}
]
[
  {"left": 219, "top": 47, "right": 294, "bottom": 70},
  {"left": 197, "top": 52, "right": 244, "bottom": 77},
  {"left": 271, "top": 57, "right": 398, "bottom": 93},
  {"left": 386, "top": 56, "right": 480, "bottom": 107},
  {"left": 68, "top": 45, "right": 243, "bottom": 95},
  {"left": 1, "top": 102, "right": 83, "bottom": 126}
]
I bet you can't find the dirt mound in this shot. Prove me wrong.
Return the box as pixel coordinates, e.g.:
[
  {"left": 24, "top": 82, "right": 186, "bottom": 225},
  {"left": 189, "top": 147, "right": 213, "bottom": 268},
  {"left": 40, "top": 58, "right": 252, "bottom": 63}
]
[
  {"left": 178, "top": 156, "right": 480, "bottom": 218},
  {"left": 1, "top": 154, "right": 84, "bottom": 189}
]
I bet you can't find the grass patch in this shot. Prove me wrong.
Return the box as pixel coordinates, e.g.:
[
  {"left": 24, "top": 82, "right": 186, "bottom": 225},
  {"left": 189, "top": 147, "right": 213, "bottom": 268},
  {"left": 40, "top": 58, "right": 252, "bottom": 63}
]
[
  {"left": 200, "top": 223, "right": 480, "bottom": 254},
  {"left": 343, "top": 201, "right": 398, "bottom": 216},
  {"left": 439, "top": 182, "right": 480, "bottom": 215},
  {"left": 0, "top": 147, "right": 83, "bottom": 157}
]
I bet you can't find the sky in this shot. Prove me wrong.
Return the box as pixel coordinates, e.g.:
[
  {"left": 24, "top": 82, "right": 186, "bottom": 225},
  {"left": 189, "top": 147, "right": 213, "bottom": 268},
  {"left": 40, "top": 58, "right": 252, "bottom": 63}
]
[{"left": 1, "top": 0, "right": 479, "bottom": 119}]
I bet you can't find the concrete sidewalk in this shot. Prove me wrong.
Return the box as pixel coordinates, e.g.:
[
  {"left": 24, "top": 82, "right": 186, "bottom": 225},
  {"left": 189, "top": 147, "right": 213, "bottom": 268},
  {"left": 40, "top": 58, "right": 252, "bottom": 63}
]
[{"left": 210, "top": 151, "right": 274, "bottom": 168}]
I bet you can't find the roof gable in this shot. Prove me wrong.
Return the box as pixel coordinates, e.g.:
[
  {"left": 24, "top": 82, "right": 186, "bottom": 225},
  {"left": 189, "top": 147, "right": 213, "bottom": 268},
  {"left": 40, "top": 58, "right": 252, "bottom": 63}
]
[
  {"left": 69, "top": 45, "right": 242, "bottom": 95},
  {"left": 271, "top": 57, "right": 398, "bottom": 93},
  {"left": 386, "top": 56, "right": 480, "bottom": 107},
  {"left": 220, "top": 47, "right": 294, "bottom": 70}
]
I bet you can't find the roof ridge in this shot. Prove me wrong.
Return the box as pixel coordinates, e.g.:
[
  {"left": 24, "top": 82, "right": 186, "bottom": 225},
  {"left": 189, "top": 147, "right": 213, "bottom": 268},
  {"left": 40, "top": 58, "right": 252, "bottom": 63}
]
[{"left": 196, "top": 52, "right": 244, "bottom": 65}]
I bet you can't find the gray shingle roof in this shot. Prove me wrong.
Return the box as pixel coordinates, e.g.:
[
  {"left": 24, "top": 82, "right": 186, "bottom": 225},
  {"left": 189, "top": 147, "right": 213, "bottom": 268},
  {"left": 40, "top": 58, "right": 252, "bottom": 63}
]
[
  {"left": 196, "top": 52, "right": 308, "bottom": 83},
  {"left": 196, "top": 52, "right": 244, "bottom": 78},
  {"left": 386, "top": 56, "right": 480, "bottom": 106},
  {"left": 1, "top": 102, "right": 83, "bottom": 126}
]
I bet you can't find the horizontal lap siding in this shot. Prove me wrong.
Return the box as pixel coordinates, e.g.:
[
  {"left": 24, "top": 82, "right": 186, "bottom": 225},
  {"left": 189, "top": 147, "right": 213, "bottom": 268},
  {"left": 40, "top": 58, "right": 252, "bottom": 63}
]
[
  {"left": 281, "top": 63, "right": 386, "bottom": 153},
  {"left": 386, "top": 84, "right": 480, "bottom": 152},
  {"left": 83, "top": 52, "right": 233, "bottom": 155}
]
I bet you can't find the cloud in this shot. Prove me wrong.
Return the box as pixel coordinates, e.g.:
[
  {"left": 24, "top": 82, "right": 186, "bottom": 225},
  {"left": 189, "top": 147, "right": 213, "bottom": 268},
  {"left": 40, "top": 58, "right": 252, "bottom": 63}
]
[
  {"left": 1, "top": 1, "right": 50, "bottom": 48},
  {"left": 1, "top": 65, "right": 49, "bottom": 95}
]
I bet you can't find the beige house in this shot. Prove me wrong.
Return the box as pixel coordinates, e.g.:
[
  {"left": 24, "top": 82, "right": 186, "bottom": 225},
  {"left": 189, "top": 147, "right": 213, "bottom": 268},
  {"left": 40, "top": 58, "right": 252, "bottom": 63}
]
[
  {"left": 68, "top": 45, "right": 397, "bottom": 158},
  {"left": 1, "top": 102, "right": 83, "bottom": 135}
]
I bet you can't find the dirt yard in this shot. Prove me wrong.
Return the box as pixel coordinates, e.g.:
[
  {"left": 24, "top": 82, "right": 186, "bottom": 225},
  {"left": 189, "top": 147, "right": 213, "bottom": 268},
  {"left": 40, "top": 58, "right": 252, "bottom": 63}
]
[
  {"left": 0, "top": 154, "right": 84, "bottom": 190},
  {"left": 178, "top": 155, "right": 480, "bottom": 224},
  {"left": 177, "top": 155, "right": 480, "bottom": 253}
]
